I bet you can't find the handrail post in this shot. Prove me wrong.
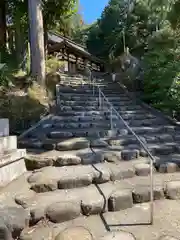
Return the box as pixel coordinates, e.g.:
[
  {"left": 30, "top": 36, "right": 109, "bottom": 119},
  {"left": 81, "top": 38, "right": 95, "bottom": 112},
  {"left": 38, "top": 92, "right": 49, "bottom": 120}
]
[
  {"left": 93, "top": 78, "right": 95, "bottom": 96},
  {"left": 110, "top": 105, "right": 113, "bottom": 130},
  {"left": 99, "top": 88, "right": 101, "bottom": 110},
  {"left": 56, "top": 84, "right": 60, "bottom": 106},
  {"left": 150, "top": 157, "right": 154, "bottom": 225}
]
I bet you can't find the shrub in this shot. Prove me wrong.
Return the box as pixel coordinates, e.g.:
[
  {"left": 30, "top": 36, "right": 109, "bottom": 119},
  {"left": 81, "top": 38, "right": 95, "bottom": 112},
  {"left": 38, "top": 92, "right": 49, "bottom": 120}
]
[
  {"left": 142, "top": 28, "right": 180, "bottom": 118},
  {"left": 46, "top": 56, "right": 65, "bottom": 73},
  {"left": 0, "top": 82, "right": 48, "bottom": 134}
]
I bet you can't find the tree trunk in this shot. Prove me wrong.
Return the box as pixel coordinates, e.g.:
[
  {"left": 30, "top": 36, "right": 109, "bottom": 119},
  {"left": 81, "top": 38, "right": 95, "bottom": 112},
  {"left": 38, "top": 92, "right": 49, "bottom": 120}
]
[
  {"left": 0, "top": 0, "right": 6, "bottom": 60},
  {"left": 28, "top": 0, "right": 45, "bottom": 85},
  {"left": 15, "top": 21, "right": 23, "bottom": 66},
  {"left": 43, "top": 19, "right": 48, "bottom": 59}
]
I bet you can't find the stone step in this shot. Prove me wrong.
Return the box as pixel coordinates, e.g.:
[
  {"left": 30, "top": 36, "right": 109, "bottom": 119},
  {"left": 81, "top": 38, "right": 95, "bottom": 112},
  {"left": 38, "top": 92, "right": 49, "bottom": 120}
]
[
  {"left": 58, "top": 100, "right": 134, "bottom": 107},
  {"left": 52, "top": 110, "right": 149, "bottom": 121},
  {"left": 0, "top": 136, "right": 17, "bottom": 154},
  {"left": 55, "top": 107, "right": 145, "bottom": 117},
  {"left": 51, "top": 117, "right": 160, "bottom": 130},
  {"left": 0, "top": 118, "right": 9, "bottom": 137},
  {"left": 19, "top": 201, "right": 180, "bottom": 240},
  {"left": 132, "top": 125, "right": 177, "bottom": 135},
  {"left": 52, "top": 121, "right": 111, "bottom": 130},
  {"left": 58, "top": 87, "right": 93, "bottom": 94},
  {"left": 58, "top": 93, "right": 128, "bottom": 100},
  {"left": 146, "top": 143, "right": 178, "bottom": 155},
  {"left": 26, "top": 163, "right": 133, "bottom": 192},
  {"left": 24, "top": 149, "right": 146, "bottom": 169},
  {"left": 106, "top": 132, "right": 179, "bottom": 145},
  {"left": 58, "top": 84, "right": 124, "bottom": 94},
  {"left": 51, "top": 117, "right": 166, "bottom": 131},
  {"left": 56, "top": 110, "right": 102, "bottom": 117},
  {"left": 27, "top": 148, "right": 180, "bottom": 176},
  {"left": 0, "top": 149, "right": 26, "bottom": 187},
  {"left": 20, "top": 199, "right": 180, "bottom": 240},
  {"left": 154, "top": 154, "right": 180, "bottom": 173},
  {"left": 47, "top": 128, "right": 114, "bottom": 139},
  {"left": 15, "top": 171, "right": 180, "bottom": 225},
  {"left": 51, "top": 117, "right": 154, "bottom": 127},
  {"left": 107, "top": 116, "right": 163, "bottom": 127}
]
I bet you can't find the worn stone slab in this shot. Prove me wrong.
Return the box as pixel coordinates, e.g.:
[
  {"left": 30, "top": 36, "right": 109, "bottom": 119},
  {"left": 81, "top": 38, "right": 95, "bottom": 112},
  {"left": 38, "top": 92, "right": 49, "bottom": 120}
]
[
  {"left": 139, "top": 148, "right": 155, "bottom": 157},
  {"left": 90, "top": 139, "right": 109, "bottom": 148},
  {"left": 103, "top": 152, "right": 121, "bottom": 163},
  {"left": 92, "top": 163, "right": 111, "bottom": 184},
  {"left": 0, "top": 207, "right": 30, "bottom": 239},
  {"left": 144, "top": 135, "right": 157, "bottom": 143},
  {"left": 109, "top": 164, "right": 135, "bottom": 181},
  {"left": 79, "top": 122, "right": 91, "bottom": 128},
  {"left": 56, "top": 138, "right": 90, "bottom": 151},
  {"left": 81, "top": 152, "right": 104, "bottom": 165},
  {"left": 165, "top": 181, "right": 180, "bottom": 199},
  {"left": 48, "top": 131, "right": 73, "bottom": 139},
  {"left": 158, "top": 134, "right": 173, "bottom": 142},
  {"left": 134, "top": 163, "right": 155, "bottom": 176},
  {"left": 60, "top": 106, "right": 72, "bottom": 112},
  {"left": 121, "top": 149, "right": 139, "bottom": 161},
  {"left": 27, "top": 161, "right": 137, "bottom": 191},
  {"left": 99, "top": 231, "right": 136, "bottom": 240},
  {"left": 30, "top": 179, "right": 58, "bottom": 193},
  {"left": 108, "top": 189, "right": 133, "bottom": 211},
  {"left": 108, "top": 136, "right": 140, "bottom": 146},
  {"left": 104, "top": 130, "right": 119, "bottom": 138},
  {"left": 132, "top": 186, "right": 164, "bottom": 203},
  {"left": 159, "top": 163, "right": 179, "bottom": 173},
  {"left": 58, "top": 173, "right": 92, "bottom": 189},
  {"left": 87, "top": 131, "right": 100, "bottom": 138},
  {"left": 81, "top": 186, "right": 104, "bottom": 216},
  {"left": 154, "top": 144, "right": 175, "bottom": 155},
  {"left": 46, "top": 202, "right": 81, "bottom": 223},
  {"left": 55, "top": 155, "right": 81, "bottom": 166},
  {"left": 42, "top": 142, "right": 56, "bottom": 150},
  {"left": 28, "top": 166, "right": 94, "bottom": 191},
  {"left": 15, "top": 185, "right": 105, "bottom": 221},
  {"left": 55, "top": 226, "right": 94, "bottom": 240},
  {"left": 20, "top": 199, "right": 180, "bottom": 240},
  {"left": 25, "top": 155, "right": 54, "bottom": 170}
]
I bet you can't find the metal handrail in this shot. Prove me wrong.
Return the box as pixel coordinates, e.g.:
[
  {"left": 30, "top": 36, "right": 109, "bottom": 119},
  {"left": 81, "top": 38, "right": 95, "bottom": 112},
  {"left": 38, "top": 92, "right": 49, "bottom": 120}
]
[{"left": 92, "top": 77, "right": 154, "bottom": 225}]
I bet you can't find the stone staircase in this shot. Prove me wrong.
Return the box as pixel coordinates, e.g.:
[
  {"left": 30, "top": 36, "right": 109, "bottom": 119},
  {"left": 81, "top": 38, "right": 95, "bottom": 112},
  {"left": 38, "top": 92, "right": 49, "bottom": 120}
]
[
  {"left": 1, "top": 76, "right": 180, "bottom": 239},
  {"left": 0, "top": 118, "right": 26, "bottom": 188}
]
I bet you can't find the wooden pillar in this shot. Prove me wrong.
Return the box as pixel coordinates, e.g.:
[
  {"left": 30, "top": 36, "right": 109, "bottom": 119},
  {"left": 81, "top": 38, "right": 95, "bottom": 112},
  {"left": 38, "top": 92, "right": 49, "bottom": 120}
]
[
  {"left": 62, "top": 47, "right": 65, "bottom": 61},
  {"left": 67, "top": 52, "right": 70, "bottom": 73}
]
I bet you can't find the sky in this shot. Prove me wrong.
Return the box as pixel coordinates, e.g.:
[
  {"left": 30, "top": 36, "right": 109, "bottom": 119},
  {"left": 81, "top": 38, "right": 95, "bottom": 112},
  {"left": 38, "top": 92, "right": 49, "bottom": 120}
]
[{"left": 80, "top": 0, "right": 109, "bottom": 24}]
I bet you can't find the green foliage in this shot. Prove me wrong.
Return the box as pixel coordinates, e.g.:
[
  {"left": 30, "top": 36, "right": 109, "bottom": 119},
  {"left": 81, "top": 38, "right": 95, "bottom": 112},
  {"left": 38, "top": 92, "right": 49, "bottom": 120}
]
[
  {"left": 0, "top": 64, "right": 10, "bottom": 86},
  {"left": 143, "top": 28, "right": 180, "bottom": 116},
  {"left": 46, "top": 56, "right": 65, "bottom": 73},
  {"left": 168, "top": 0, "right": 180, "bottom": 29}
]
